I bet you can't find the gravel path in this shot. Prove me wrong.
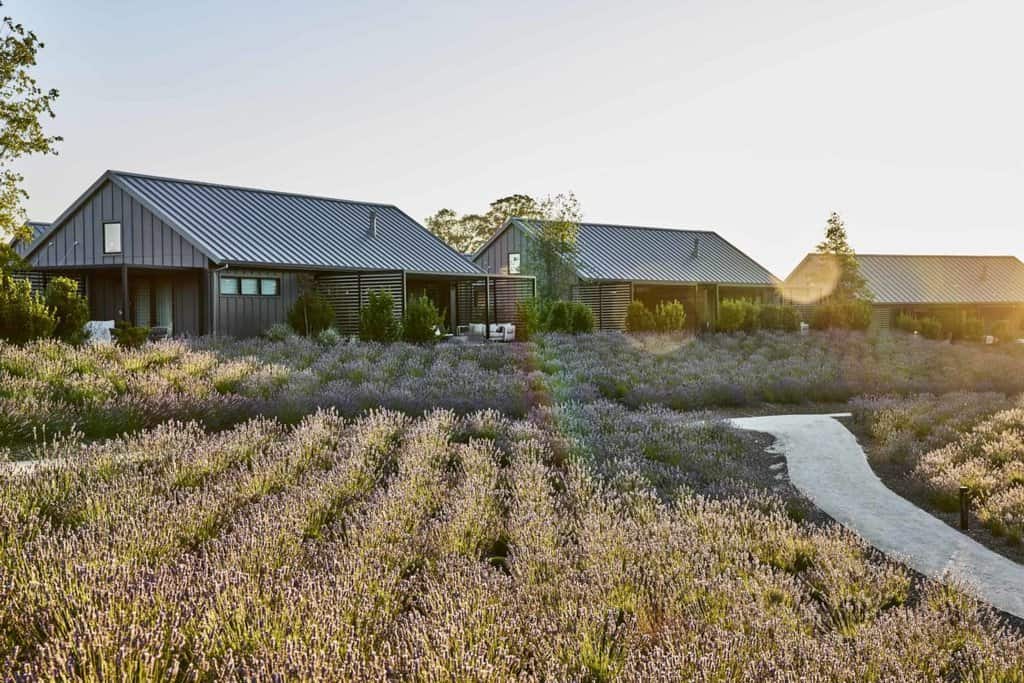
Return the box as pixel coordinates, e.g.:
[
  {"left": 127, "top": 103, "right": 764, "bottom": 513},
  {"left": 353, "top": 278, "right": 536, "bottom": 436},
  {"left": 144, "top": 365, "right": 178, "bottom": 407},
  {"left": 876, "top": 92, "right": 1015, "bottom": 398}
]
[{"left": 730, "top": 413, "right": 1024, "bottom": 620}]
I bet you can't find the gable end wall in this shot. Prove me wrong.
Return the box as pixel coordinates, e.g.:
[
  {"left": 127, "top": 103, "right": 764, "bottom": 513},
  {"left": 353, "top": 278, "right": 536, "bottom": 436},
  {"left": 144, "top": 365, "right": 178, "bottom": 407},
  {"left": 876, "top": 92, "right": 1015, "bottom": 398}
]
[{"left": 28, "top": 180, "right": 208, "bottom": 269}]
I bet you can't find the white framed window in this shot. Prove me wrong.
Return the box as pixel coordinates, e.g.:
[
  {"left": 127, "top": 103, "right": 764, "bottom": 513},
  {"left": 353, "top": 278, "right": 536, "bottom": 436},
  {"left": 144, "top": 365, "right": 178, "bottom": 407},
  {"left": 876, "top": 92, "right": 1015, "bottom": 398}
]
[
  {"left": 103, "top": 222, "right": 122, "bottom": 254},
  {"left": 219, "top": 277, "right": 238, "bottom": 295},
  {"left": 259, "top": 278, "right": 279, "bottom": 296},
  {"left": 508, "top": 252, "right": 521, "bottom": 275}
]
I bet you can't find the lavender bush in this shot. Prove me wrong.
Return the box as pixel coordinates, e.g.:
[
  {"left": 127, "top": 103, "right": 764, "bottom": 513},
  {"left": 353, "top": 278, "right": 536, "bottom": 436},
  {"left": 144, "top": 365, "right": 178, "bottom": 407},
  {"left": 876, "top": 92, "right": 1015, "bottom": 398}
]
[
  {"left": 850, "top": 392, "right": 1012, "bottom": 465},
  {"left": 0, "top": 337, "right": 536, "bottom": 448},
  {"left": 2, "top": 410, "right": 1022, "bottom": 679},
  {"left": 914, "top": 407, "right": 1024, "bottom": 543},
  {"left": 539, "top": 330, "right": 1024, "bottom": 410}
]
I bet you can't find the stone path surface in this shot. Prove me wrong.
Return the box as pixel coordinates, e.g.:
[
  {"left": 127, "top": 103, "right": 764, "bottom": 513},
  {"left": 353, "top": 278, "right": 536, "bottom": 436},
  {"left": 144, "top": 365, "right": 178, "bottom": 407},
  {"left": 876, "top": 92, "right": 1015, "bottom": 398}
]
[{"left": 729, "top": 413, "right": 1024, "bottom": 620}]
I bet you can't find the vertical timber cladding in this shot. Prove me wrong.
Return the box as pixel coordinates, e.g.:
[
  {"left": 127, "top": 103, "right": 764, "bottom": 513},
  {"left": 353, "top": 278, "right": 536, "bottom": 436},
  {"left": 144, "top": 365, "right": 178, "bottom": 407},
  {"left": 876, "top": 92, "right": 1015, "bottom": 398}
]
[
  {"left": 316, "top": 271, "right": 404, "bottom": 336},
  {"left": 455, "top": 277, "right": 534, "bottom": 326},
  {"left": 572, "top": 281, "right": 632, "bottom": 330}
]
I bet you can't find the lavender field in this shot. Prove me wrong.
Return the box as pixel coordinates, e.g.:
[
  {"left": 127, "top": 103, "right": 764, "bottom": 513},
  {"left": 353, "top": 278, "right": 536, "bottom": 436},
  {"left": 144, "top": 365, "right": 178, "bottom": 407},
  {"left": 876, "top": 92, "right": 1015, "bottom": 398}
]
[
  {"left": 4, "top": 407, "right": 1023, "bottom": 679},
  {"left": 540, "top": 331, "right": 1024, "bottom": 409},
  {"left": 4, "top": 331, "right": 1024, "bottom": 679}
]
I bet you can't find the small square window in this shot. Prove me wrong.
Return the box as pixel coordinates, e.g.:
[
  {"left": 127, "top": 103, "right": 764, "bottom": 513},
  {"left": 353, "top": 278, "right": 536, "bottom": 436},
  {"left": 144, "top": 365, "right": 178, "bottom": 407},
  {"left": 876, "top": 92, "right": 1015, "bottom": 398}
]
[
  {"left": 103, "top": 222, "right": 122, "bottom": 254},
  {"left": 240, "top": 278, "right": 259, "bottom": 295},
  {"left": 508, "top": 252, "right": 521, "bottom": 275},
  {"left": 219, "top": 277, "right": 238, "bottom": 295},
  {"left": 259, "top": 278, "right": 279, "bottom": 296}
]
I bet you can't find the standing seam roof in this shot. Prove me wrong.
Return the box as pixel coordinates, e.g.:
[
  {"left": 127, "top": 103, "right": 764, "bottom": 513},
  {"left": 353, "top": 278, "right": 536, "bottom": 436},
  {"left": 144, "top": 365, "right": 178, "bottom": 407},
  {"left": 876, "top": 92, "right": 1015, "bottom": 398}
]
[
  {"left": 101, "top": 172, "right": 482, "bottom": 275},
  {"left": 509, "top": 219, "right": 778, "bottom": 285},
  {"left": 786, "top": 254, "right": 1024, "bottom": 304}
]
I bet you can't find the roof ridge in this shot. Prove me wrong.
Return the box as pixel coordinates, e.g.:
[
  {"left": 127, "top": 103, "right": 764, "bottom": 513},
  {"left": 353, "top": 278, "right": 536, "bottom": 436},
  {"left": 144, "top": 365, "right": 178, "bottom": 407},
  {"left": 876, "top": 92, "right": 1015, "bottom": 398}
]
[
  {"left": 807, "top": 252, "right": 1021, "bottom": 260},
  {"left": 514, "top": 217, "right": 717, "bottom": 234},
  {"left": 109, "top": 170, "right": 400, "bottom": 210}
]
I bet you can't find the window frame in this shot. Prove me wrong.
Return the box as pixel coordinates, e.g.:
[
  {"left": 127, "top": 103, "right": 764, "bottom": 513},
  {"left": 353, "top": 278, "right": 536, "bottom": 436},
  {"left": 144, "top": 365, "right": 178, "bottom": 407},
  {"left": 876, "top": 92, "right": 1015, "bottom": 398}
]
[
  {"left": 259, "top": 278, "right": 280, "bottom": 296},
  {"left": 219, "top": 275, "right": 281, "bottom": 297},
  {"left": 103, "top": 222, "right": 122, "bottom": 254},
  {"left": 219, "top": 276, "right": 239, "bottom": 296},
  {"left": 239, "top": 277, "right": 259, "bottom": 296},
  {"left": 508, "top": 252, "right": 521, "bottom": 275}
]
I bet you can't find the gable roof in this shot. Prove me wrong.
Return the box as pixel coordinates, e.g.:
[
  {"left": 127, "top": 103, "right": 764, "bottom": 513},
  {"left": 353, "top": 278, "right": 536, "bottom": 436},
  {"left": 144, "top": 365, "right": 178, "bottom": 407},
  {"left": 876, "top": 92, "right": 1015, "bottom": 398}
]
[
  {"left": 479, "top": 218, "right": 778, "bottom": 286},
  {"left": 29, "top": 171, "right": 482, "bottom": 276},
  {"left": 10, "top": 221, "right": 50, "bottom": 257},
  {"left": 786, "top": 253, "right": 1024, "bottom": 304}
]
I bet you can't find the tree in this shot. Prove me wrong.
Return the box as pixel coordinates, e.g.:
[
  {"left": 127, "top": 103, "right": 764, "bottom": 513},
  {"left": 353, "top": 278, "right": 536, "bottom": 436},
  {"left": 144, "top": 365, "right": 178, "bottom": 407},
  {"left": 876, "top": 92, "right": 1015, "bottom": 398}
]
[
  {"left": 425, "top": 193, "right": 541, "bottom": 254},
  {"left": 815, "top": 212, "right": 870, "bottom": 302},
  {"left": 0, "top": 7, "right": 61, "bottom": 273},
  {"left": 45, "top": 276, "right": 88, "bottom": 343},
  {"left": 525, "top": 193, "right": 582, "bottom": 301}
]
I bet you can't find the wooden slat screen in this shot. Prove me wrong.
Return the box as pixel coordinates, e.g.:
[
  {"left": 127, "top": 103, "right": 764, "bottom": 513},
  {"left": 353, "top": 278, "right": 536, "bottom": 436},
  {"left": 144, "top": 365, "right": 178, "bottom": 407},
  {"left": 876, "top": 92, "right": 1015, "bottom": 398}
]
[
  {"left": 455, "top": 277, "right": 534, "bottom": 327},
  {"left": 317, "top": 271, "right": 404, "bottom": 336},
  {"left": 572, "top": 282, "right": 632, "bottom": 330}
]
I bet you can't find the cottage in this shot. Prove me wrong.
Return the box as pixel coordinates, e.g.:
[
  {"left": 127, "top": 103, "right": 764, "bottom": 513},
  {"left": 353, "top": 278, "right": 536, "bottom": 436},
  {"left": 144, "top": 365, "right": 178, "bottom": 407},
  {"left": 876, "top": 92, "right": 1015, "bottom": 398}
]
[
  {"left": 474, "top": 218, "right": 779, "bottom": 330},
  {"left": 18, "top": 171, "right": 532, "bottom": 337},
  {"left": 784, "top": 253, "right": 1024, "bottom": 332}
]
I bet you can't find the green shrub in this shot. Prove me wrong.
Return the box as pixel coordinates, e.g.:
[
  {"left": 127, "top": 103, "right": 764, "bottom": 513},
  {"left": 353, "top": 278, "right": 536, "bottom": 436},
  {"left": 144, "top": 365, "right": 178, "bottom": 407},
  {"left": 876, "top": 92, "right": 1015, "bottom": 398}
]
[
  {"left": 359, "top": 289, "right": 400, "bottom": 342},
  {"left": 545, "top": 300, "right": 573, "bottom": 333},
  {"left": 812, "top": 300, "right": 872, "bottom": 331},
  {"left": 846, "top": 300, "right": 872, "bottom": 330},
  {"left": 287, "top": 290, "right": 335, "bottom": 337},
  {"left": 739, "top": 300, "right": 762, "bottom": 332},
  {"left": 778, "top": 305, "right": 800, "bottom": 332},
  {"left": 717, "top": 299, "right": 746, "bottom": 333},
  {"left": 403, "top": 295, "right": 444, "bottom": 343},
  {"left": 111, "top": 320, "right": 149, "bottom": 348},
  {"left": 625, "top": 300, "right": 656, "bottom": 332},
  {"left": 918, "top": 317, "right": 943, "bottom": 340},
  {"left": 570, "top": 301, "right": 595, "bottom": 334},
  {"left": 653, "top": 300, "right": 686, "bottom": 332},
  {"left": 544, "top": 300, "right": 594, "bottom": 334},
  {"left": 45, "top": 277, "right": 90, "bottom": 344},
  {"left": 759, "top": 304, "right": 781, "bottom": 331},
  {"left": 0, "top": 273, "right": 55, "bottom": 343},
  {"left": 516, "top": 298, "right": 546, "bottom": 341}
]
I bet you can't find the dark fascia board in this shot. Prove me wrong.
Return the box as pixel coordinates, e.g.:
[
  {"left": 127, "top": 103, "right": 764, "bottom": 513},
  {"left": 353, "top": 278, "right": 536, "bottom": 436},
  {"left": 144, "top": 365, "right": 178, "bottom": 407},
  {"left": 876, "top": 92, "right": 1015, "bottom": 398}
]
[
  {"left": 584, "top": 277, "right": 779, "bottom": 288},
  {"left": 218, "top": 260, "right": 519, "bottom": 280},
  {"left": 21, "top": 170, "right": 219, "bottom": 264}
]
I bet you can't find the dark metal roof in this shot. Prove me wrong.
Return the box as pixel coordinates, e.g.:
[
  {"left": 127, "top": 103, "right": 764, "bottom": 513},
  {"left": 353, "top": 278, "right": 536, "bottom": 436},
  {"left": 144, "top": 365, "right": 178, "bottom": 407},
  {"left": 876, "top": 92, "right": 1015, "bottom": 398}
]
[
  {"left": 10, "top": 222, "right": 50, "bottom": 256},
  {"left": 786, "top": 253, "right": 1024, "bottom": 304},
  {"left": 496, "top": 219, "right": 778, "bottom": 285},
  {"left": 110, "top": 172, "right": 482, "bottom": 275},
  {"left": 27, "top": 170, "right": 482, "bottom": 276}
]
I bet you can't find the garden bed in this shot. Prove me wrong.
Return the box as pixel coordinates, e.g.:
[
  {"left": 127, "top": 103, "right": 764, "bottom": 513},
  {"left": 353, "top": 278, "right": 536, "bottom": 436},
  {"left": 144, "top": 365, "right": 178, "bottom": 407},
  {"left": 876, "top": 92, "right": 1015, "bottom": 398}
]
[
  {"left": 849, "top": 394, "right": 1024, "bottom": 565},
  {"left": 4, "top": 407, "right": 1021, "bottom": 679}
]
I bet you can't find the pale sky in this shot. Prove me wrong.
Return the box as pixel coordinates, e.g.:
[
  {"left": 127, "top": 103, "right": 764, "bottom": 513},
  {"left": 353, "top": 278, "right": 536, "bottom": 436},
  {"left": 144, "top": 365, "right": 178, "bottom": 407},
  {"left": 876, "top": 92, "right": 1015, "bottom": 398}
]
[{"left": 11, "top": 0, "right": 1023, "bottom": 276}]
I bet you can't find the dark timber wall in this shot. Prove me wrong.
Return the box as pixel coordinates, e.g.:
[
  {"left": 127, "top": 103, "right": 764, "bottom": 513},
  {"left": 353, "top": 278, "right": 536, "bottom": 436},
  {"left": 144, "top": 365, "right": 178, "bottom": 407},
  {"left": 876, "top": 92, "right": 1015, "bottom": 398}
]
[
  {"left": 474, "top": 223, "right": 530, "bottom": 276},
  {"left": 27, "top": 180, "right": 208, "bottom": 269},
  {"left": 214, "top": 269, "right": 300, "bottom": 338}
]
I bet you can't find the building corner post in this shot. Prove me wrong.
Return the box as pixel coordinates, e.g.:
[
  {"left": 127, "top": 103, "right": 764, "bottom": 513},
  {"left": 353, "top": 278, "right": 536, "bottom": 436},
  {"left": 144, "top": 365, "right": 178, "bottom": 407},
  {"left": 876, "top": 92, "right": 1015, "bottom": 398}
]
[{"left": 120, "top": 263, "right": 129, "bottom": 322}]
